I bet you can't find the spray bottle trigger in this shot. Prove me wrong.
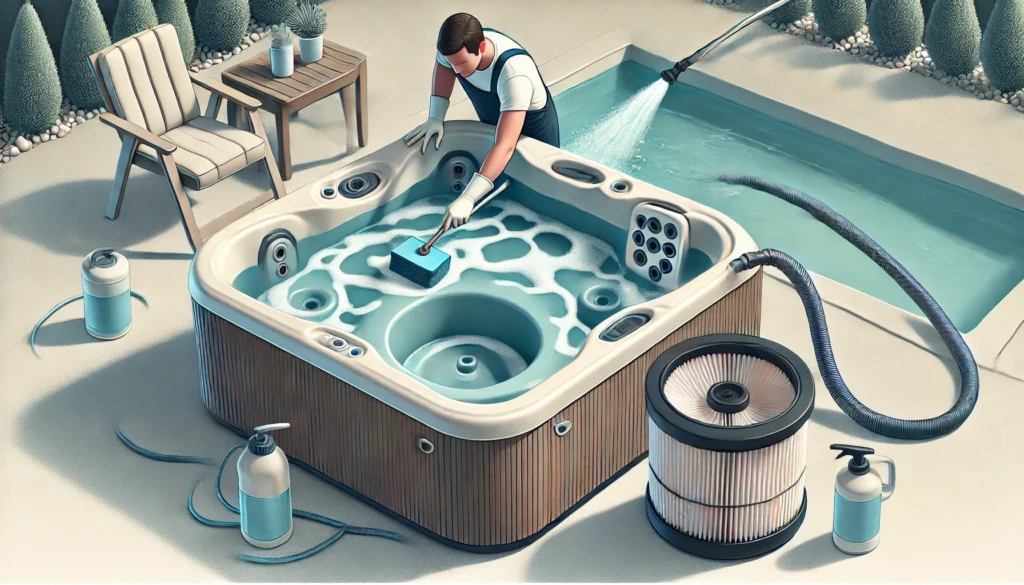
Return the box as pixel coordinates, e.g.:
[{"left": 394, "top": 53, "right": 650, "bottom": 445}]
[
  {"left": 830, "top": 444, "right": 874, "bottom": 459},
  {"left": 831, "top": 444, "right": 874, "bottom": 475}
]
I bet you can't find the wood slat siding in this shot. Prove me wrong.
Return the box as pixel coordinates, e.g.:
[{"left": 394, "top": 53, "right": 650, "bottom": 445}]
[{"left": 193, "top": 269, "right": 762, "bottom": 548}]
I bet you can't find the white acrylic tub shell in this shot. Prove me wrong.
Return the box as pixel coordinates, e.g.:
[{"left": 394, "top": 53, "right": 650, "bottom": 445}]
[{"left": 189, "top": 121, "right": 760, "bottom": 441}]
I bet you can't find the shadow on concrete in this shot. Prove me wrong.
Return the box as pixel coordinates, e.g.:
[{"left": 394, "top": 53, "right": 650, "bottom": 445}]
[
  {"left": 0, "top": 177, "right": 179, "bottom": 254},
  {"left": 873, "top": 71, "right": 966, "bottom": 101},
  {"left": 776, "top": 532, "right": 849, "bottom": 571},
  {"left": 525, "top": 496, "right": 737, "bottom": 582},
  {"left": 17, "top": 333, "right": 491, "bottom": 581},
  {"left": 785, "top": 45, "right": 855, "bottom": 71},
  {"left": 30, "top": 317, "right": 99, "bottom": 349},
  {"left": 0, "top": 168, "right": 273, "bottom": 255}
]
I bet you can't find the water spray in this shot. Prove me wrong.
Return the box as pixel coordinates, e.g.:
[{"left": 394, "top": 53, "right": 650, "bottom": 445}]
[{"left": 661, "top": 0, "right": 794, "bottom": 84}]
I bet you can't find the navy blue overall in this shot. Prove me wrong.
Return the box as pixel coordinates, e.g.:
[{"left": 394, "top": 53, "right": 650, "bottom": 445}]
[{"left": 454, "top": 29, "right": 560, "bottom": 148}]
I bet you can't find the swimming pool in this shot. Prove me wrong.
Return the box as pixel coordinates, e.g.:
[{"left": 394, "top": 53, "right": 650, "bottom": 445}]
[{"left": 557, "top": 61, "right": 1024, "bottom": 332}]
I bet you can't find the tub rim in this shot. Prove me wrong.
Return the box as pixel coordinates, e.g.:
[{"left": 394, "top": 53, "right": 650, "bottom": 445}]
[{"left": 189, "top": 122, "right": 760, "bottom": 441}]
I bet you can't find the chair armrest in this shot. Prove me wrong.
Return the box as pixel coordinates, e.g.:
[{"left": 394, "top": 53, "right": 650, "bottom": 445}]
[
  {"left": 99, "top": 112, "right": 177, "bottom": 155},
  {"left": 189, "top": 72, "right": 261, "bottom": 110}
]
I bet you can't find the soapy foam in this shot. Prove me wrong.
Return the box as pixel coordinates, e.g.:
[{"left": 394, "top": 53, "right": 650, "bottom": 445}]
[{"left": 259, "top": 197, "right": 658, "bottom": 357}]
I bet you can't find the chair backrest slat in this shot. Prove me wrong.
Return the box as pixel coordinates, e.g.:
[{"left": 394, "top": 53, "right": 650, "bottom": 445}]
[{"left": 90, "top": 25, "right": 200, "bottom": 136}]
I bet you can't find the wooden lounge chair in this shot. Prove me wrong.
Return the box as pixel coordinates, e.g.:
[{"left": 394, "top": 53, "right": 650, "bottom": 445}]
[{"left": 89, "top": 24, "right": 285, "bottom": 251}]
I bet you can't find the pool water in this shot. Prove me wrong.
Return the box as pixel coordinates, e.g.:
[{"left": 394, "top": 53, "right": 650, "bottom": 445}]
[
  {"left": 246, "top": 181, "right": 713, "bottom": 403},
  {"left": 557, "top": 62, "right": 1024, "bottom": 332}
]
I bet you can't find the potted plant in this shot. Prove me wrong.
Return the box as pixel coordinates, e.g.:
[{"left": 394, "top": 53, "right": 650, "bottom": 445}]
[
  {"left": 285, "top": 0, "right": 327, "bottom": 63},
  {"left": 269, "top": 24, "right": 293, "bottom": 77}
]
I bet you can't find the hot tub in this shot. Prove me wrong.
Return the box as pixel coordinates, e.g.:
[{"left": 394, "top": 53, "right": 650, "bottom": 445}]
[{"left": 189, "top": 121, "right": 762, "bottom": 551}]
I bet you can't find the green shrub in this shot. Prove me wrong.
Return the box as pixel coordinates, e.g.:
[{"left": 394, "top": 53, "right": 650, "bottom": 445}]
[
  {"left": 926, "top": 0, "right": 982, "bottom": 76},
  {"left": 868, "top": 0, "right": 924, "bottom": 56},
  {"left": 194, "top": 0, "right": 249, "bottom": 51},
  {"left": 60, "top": 0, "right": 111, "bottom": 110},
  {"left": 761, "top": 0, "right": 812, "bottom": 25},
  {"left": 113, "top": 0, "right": 158, "bottom": 41},
  {"left": 4, "top": 3, "right": 62, "bottom": 135},
  {"left": 813, "top": 0, "right": 867, "bottom": 41},
  {"left": 250, "top": 0, "right": 297, "bottom": 25},
  {"left": 981, "top": 0, "right": 1024, "bottom": 91},
  {"left": 155, "top": 0, "right": 195, "bottom": 63}
]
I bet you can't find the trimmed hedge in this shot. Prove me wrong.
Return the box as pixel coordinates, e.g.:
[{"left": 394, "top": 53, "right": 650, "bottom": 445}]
[
  {"left": 4, "top": 3, "right": 62, "bottom": 135},
  {"left": 981, "top": 0, "right": 1024, "bottom": 92},
  {"left": 868, "top": 0, "right": 924, "bottom": 57},
  {"left": 194, "top": 0, "right": 249, "bottom": 51},
  {"left": 113, "top": 0, "right": 158, "bottom": 41},
  {"left": 155, "top": 0, "right": 195, "bottom": 63},
  {"left": 926, "top": 0, "right": 982, "bottom": 76},
  {"left": 762, "top": 0, "right": 812, "bottom": 25},
  {"left": 250, "top": 0, "right": 297, "bottom": 25},
  {"left": 60, "top": 0, "right": 111, "bottom": 110},
  {"left": 813, "top": 0, "right": 867, "bottom": 41}
]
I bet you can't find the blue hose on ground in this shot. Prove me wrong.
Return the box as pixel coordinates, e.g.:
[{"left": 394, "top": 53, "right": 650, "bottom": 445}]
[
  {"left": 719, "top": 175, "right": 980, "bottom": 440},
  {"left": 30, "top": 291, "right": 149, "bottom": 357},
  {"left": 115, "top": 428, "right": 404, "bottom": 564}
]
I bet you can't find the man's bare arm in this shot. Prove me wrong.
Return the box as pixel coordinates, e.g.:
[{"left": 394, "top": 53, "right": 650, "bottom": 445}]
[
  {"left": 479, "top": 110, "right": 527, "bottom": 181},
  {"left": 432, "top": 61, "right": 457, "bottom": 99}
]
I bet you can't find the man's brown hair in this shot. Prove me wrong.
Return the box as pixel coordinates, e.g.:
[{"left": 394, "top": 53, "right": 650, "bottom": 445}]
[{"left": 437, "top": 13, "right": 485, "bottom": 56}]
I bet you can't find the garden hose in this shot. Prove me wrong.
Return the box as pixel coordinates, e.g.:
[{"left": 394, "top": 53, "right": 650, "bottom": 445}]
[
  {"left": 29, "top": 291, "right": 149, "bottom": 357},
  {"left": 115, "top": 427, "right": 404, "bottom": 564},
  {"left": 719, "top": 174, "right": 980, "bottom": 440}
]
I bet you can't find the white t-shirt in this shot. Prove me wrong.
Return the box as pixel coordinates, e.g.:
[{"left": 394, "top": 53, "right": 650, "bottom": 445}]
[{"left": 436, "top": 31, "right": 548, "bottom": 112}]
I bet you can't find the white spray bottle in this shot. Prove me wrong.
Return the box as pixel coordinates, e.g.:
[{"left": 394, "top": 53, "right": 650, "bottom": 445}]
[
  {"left": 831, "top": 444, "right": 896, "bottom": 555},
  {"left": 238, "top": 423, "right": 293, "bottom": 548}
]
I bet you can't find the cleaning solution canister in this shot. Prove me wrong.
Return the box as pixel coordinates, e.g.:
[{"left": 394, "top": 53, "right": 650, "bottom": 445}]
[
  {"left": 831, "top": 444, "right": 896, "bottom": 555},
  {"left": 81, "top": 248, "right": 132, "bottom": 340},
  {"left": 238, "top": 423, "right": 293, "bottom": 548}
]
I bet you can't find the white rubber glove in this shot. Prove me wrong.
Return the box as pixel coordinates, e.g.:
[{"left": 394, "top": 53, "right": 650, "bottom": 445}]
[
  {"left": 445, "top": 173, "right": 493, "bottom": 228},
  {"left": 403, "top": 96, "right": 448, "bottom": 154}
]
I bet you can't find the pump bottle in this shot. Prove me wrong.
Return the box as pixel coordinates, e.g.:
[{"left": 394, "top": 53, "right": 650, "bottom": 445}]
[
  {"left": 831, "top": 444, "right": 896, "bottom": 555},
  {"left": 238, "top": 423, "right": 293, "bottom": 548}
]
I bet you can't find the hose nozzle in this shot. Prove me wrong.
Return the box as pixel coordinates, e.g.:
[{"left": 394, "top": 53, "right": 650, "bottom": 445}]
[{"left": 660, "top": 60, "right": 690, "bottom": 84}]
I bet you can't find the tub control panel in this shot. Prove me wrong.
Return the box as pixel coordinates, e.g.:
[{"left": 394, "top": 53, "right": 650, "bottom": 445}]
[
  {"left": 625, "top": 203, "right": 689, "bottom": 290},
  {"left": 599, "top": 313, "right": 650, "bottom": 342},
  {"left": 317, "top": 333, "right": 365, "bottom": 358}
]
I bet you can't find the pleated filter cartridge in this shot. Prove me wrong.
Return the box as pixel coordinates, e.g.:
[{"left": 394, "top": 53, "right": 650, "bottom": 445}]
[{"left": 645, "top": 334, "right": 815, "bottom": 559}]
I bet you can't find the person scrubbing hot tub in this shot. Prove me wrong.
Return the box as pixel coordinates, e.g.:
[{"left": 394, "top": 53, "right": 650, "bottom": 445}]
[{"left": 403, "top": 12, "right": 560, "bottom": 229}]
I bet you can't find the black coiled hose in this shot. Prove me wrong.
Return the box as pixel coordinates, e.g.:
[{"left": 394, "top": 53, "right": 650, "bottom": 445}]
[{"left": 719, "top": 174, "right": 980, "bottom": 440}]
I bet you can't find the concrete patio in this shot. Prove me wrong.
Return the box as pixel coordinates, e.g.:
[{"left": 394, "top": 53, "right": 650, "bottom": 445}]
[{"left": 1, "top": 0, "right": 1022, "bottom": 581}]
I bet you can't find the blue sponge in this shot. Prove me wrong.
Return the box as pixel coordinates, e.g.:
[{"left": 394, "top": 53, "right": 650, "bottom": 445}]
[{"left": 389, "top": 237, "right": 452, "bottom": 288}]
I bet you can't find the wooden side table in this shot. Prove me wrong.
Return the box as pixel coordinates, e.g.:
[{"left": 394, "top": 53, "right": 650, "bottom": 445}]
[{"left": 219, "top": 41, "right": 367, "bottom": 180}]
